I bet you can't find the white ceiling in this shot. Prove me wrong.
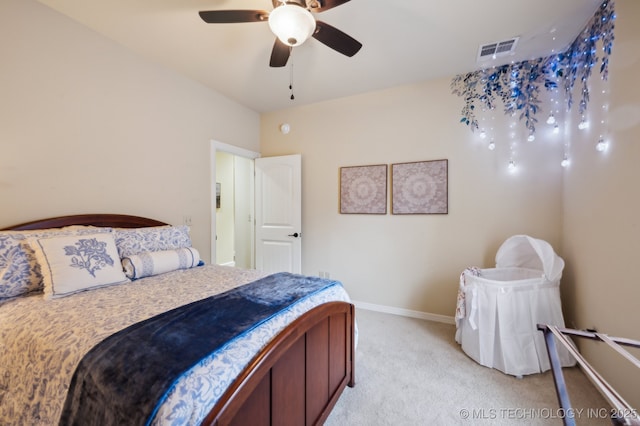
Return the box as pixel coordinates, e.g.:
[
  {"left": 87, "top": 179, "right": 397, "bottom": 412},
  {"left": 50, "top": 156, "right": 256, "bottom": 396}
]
[{"left": 37, "top": 0, "right": 603, "bottom": 113}]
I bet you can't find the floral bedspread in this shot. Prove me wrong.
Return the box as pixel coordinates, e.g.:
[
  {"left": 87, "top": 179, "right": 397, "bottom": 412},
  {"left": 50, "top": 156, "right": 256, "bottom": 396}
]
[{"left": 0, "top": 265, "right": 352, "bottom": 425}]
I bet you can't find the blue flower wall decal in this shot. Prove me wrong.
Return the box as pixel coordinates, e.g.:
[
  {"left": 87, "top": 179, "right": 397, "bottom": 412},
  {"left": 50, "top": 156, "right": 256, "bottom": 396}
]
[
  {"left": 64, "top": 238, "right": 115, "bottom": 278},
  {"left": 451, "top": 0, "right": 615, "bottom": 135}
]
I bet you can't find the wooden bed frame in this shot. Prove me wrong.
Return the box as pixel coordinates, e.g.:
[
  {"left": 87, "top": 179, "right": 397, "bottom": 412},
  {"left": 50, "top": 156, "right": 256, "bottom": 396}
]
[{"left": 4, "top": 214, "right": 356, "bottom": 426}]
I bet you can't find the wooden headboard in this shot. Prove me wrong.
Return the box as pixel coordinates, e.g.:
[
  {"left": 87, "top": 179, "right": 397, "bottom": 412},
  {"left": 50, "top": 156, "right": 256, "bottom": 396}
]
[{"left": 2, "top": 214, "right": 169, "bottom": 231}]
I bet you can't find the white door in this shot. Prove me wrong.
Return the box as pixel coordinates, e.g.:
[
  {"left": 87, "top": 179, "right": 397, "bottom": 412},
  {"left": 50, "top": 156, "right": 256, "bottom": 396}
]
[{"left": 255, "top": 154, "right": 302, "bottom": 274}]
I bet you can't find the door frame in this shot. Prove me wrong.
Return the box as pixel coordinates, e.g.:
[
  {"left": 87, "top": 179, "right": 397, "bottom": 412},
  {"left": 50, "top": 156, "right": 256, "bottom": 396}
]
[{"left": 209, "top": 140, "right": 261, "bottom": 265}]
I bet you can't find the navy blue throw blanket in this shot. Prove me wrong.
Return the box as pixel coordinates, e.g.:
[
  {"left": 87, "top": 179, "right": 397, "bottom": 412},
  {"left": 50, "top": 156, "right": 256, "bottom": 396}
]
[{"left": 58, "top": 272, "right": 340, "bottom": 426}]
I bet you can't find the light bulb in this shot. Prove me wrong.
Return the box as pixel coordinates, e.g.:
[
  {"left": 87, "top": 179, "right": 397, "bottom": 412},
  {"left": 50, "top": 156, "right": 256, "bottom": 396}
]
[
  {"left": 527, "top": 134, "right": 535, "bottom": 142},
  {"left": 508, "top": 160, "right": 517, "bottom": 172},
  {"left": 553, "top": 124, "right": 560, "bottom": 134},
  {"left": 596, "top": 136, "right": 608, "bottom": 152},
  {"left": 268, "top": 4, "right": 316, "bottom": 47},
  {"left": 578, "top": 118, "right": 589, "bottom": 130},
  {"left": 479, "top": 130, "right": 487, "bottom": 139},
  {"left": 488, "top": 140, "right": 496, "bottom": 150},
  {"left": 546, "top": 114, "right": 556, "bottom": 125},
  {"left": 561, "top": 156, "right": 570, "bottom": 167}
]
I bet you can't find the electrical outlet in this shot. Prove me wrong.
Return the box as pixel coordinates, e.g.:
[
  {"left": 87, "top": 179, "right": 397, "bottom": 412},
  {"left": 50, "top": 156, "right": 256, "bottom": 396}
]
[{"left": 183, "top": 216, "right": 192, "bottom": 226}]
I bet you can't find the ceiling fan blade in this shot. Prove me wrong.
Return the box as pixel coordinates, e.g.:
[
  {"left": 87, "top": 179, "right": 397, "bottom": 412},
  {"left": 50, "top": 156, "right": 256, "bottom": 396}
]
[
  {"left": 312, "top": 20, "right": 362, "bottom": 57},
  {"left": 199, "top": 10, "right": 269, "bottom": 24},
  {"left": 308, "top": 0, "right": 351, "bottom": 13},
  {"left": 270, "top": 38, "right": 291, "bottom": 67}
]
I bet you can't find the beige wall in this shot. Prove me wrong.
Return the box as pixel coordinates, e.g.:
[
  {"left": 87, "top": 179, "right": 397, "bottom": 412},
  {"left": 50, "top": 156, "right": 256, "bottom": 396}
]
[
  {"left": 0, "top": 0, "right": 261, "bottom": 262},
  {"left": 561, "top": 0, "right": 640, "bottom": 408},
  {"left": 261, "top": 79, "right": 564, "bottom": 317}
]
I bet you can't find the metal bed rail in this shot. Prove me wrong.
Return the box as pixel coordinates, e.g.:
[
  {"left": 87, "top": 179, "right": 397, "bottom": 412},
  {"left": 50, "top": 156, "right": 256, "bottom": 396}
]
[{"left": 537, "top": 324, "right": 640, "bottom": 426}]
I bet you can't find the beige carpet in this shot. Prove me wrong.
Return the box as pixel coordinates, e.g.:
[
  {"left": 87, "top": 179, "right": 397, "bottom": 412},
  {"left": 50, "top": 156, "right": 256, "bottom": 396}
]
[{"left": 325, "top": 308, "right": 610, "bottom": 425}]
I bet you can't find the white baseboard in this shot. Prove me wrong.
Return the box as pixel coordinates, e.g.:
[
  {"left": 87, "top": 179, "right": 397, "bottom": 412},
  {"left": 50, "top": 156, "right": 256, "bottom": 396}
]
[
  {"left": 219, "top": 261, "right": 236, "bottom": 267},
  {"left": 352, "top": 300, "right": 455, "bottom": 325}
]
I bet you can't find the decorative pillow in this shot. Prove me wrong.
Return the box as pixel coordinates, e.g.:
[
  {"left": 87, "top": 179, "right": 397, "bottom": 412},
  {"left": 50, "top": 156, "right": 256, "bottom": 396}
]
[
  {"left": 121, "top": 247, "right": 201, "bottom": 280},
  {"left": 0, "top": 226, "right": 112, "bottom": 300},
  {"left": 0, "top": 234, "right": 40, "bottom": 299},
  {"left": 114, "top": 225, "right": 192, "bottom": 258},
  {"left": 30, "top": 233, "right": 129, "bottom": 299}
]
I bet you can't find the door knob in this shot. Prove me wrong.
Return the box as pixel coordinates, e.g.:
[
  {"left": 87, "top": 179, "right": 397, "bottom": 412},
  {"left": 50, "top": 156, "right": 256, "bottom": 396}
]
[{"left": 288, "top": 232, "right": 300, "bottom": 238}]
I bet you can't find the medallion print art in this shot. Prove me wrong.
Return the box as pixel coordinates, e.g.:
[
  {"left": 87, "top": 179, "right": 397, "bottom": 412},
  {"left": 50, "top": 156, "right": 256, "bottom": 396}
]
[
  {"left": 392, "top": 160, "right": 448, "bottom": 214},
  {"left": 340, "top": 165, "right": 387, "bottom": 214}
]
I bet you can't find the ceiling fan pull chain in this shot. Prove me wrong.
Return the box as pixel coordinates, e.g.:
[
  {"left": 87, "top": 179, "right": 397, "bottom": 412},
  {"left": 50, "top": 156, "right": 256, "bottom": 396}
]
[{"left": 289, "top": 58, "right": 295, "bottom": 100}]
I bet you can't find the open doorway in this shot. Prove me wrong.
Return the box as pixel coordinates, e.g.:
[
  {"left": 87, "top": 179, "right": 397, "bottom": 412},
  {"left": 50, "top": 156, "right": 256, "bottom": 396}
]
[{"left": 210, "top": 141, "right": 260, "bottom": 268}]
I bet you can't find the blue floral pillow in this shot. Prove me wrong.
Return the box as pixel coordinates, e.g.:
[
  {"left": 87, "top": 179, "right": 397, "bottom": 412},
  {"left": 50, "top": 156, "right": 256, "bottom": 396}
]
[
  {"left": 0, "top": 234, "right": 40, "bottom": 299},
  {"left": 31, "top": 233, "right": 129, "bottom": 299},
  {"left": 114, "top": 226, "right": 192, "bottom": 258},
  {"left": 0, "top": 226, "right": 112, "bottom": 300}
]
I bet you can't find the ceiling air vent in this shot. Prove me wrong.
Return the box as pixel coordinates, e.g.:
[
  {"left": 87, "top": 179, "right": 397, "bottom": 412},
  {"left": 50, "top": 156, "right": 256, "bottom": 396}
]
[{"left": 477, "top": 37, "right": 519, "bottom": 61}]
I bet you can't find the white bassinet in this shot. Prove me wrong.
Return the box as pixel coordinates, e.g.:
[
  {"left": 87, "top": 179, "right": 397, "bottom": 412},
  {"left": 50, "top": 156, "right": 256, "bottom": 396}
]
[{"left": 455, "top": 235, "right": 575, "bottom": 376}]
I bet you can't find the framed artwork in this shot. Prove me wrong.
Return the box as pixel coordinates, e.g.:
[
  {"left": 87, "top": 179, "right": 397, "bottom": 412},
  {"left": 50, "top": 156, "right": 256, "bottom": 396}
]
[
  {"left": 391, "top": 159, "right": 448, "bottom": 214},
  {"left": 339, "top": 164, "right": 387, "bottom": 214}
]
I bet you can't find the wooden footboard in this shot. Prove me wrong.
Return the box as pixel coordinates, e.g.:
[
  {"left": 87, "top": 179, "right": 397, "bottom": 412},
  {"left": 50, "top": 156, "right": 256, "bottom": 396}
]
[{"left": 204, "top": 301, "right": 355, "bottom": 426}]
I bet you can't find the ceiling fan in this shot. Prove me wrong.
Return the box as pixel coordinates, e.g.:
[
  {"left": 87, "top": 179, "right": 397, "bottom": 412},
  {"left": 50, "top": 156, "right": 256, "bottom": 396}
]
[{"left": 199, "top": 0, "right": 362, "bottom": 67}]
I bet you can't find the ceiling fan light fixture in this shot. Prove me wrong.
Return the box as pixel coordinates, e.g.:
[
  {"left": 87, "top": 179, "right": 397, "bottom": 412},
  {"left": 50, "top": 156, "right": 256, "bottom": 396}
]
[{"left": 268, "top": 4, "right": 316, "bottom": 47}]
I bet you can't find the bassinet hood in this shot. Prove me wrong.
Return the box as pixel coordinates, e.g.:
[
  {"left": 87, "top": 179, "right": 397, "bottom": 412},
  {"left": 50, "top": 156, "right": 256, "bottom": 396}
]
[{"left": 495, "top": 235, "right": 565, "bottom": 281}]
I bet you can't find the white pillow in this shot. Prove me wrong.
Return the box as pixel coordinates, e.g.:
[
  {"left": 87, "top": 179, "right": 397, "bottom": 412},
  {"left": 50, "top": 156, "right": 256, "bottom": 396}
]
[
  {"left": 31, "top": 233, "right": 129, "bottom": 299},
  {"left": 121, "top": 247, "right": 201, "bottom": 280},
  {"left": 0, "top": 226, "right": 113, "bottom": 300}
]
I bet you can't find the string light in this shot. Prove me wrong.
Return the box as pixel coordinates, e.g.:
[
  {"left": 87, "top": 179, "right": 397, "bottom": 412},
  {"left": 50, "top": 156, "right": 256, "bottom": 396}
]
[
  {"left": 546, "top": 113, "right": 556, "bottom": 125},
  {"left": 562, "top": 112, "right": 571, "bottom": 168},
  {"left": 596, "top": 136, "right": 608, "bottom": 151},
  {"left": 453, "top": 0, "right": 614, "bottom": 135},
  {"left": 451, "top": 0, "right": 615, "bottom": 170},
  {"left": 594, "top": 62, "right": 612, "bottom": 154},
  {"left": 578, "top": 116, "right": 589, "bottom": 130},
  {"left": 508, "top": 130, "right": 517, "bottom": 171}
]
